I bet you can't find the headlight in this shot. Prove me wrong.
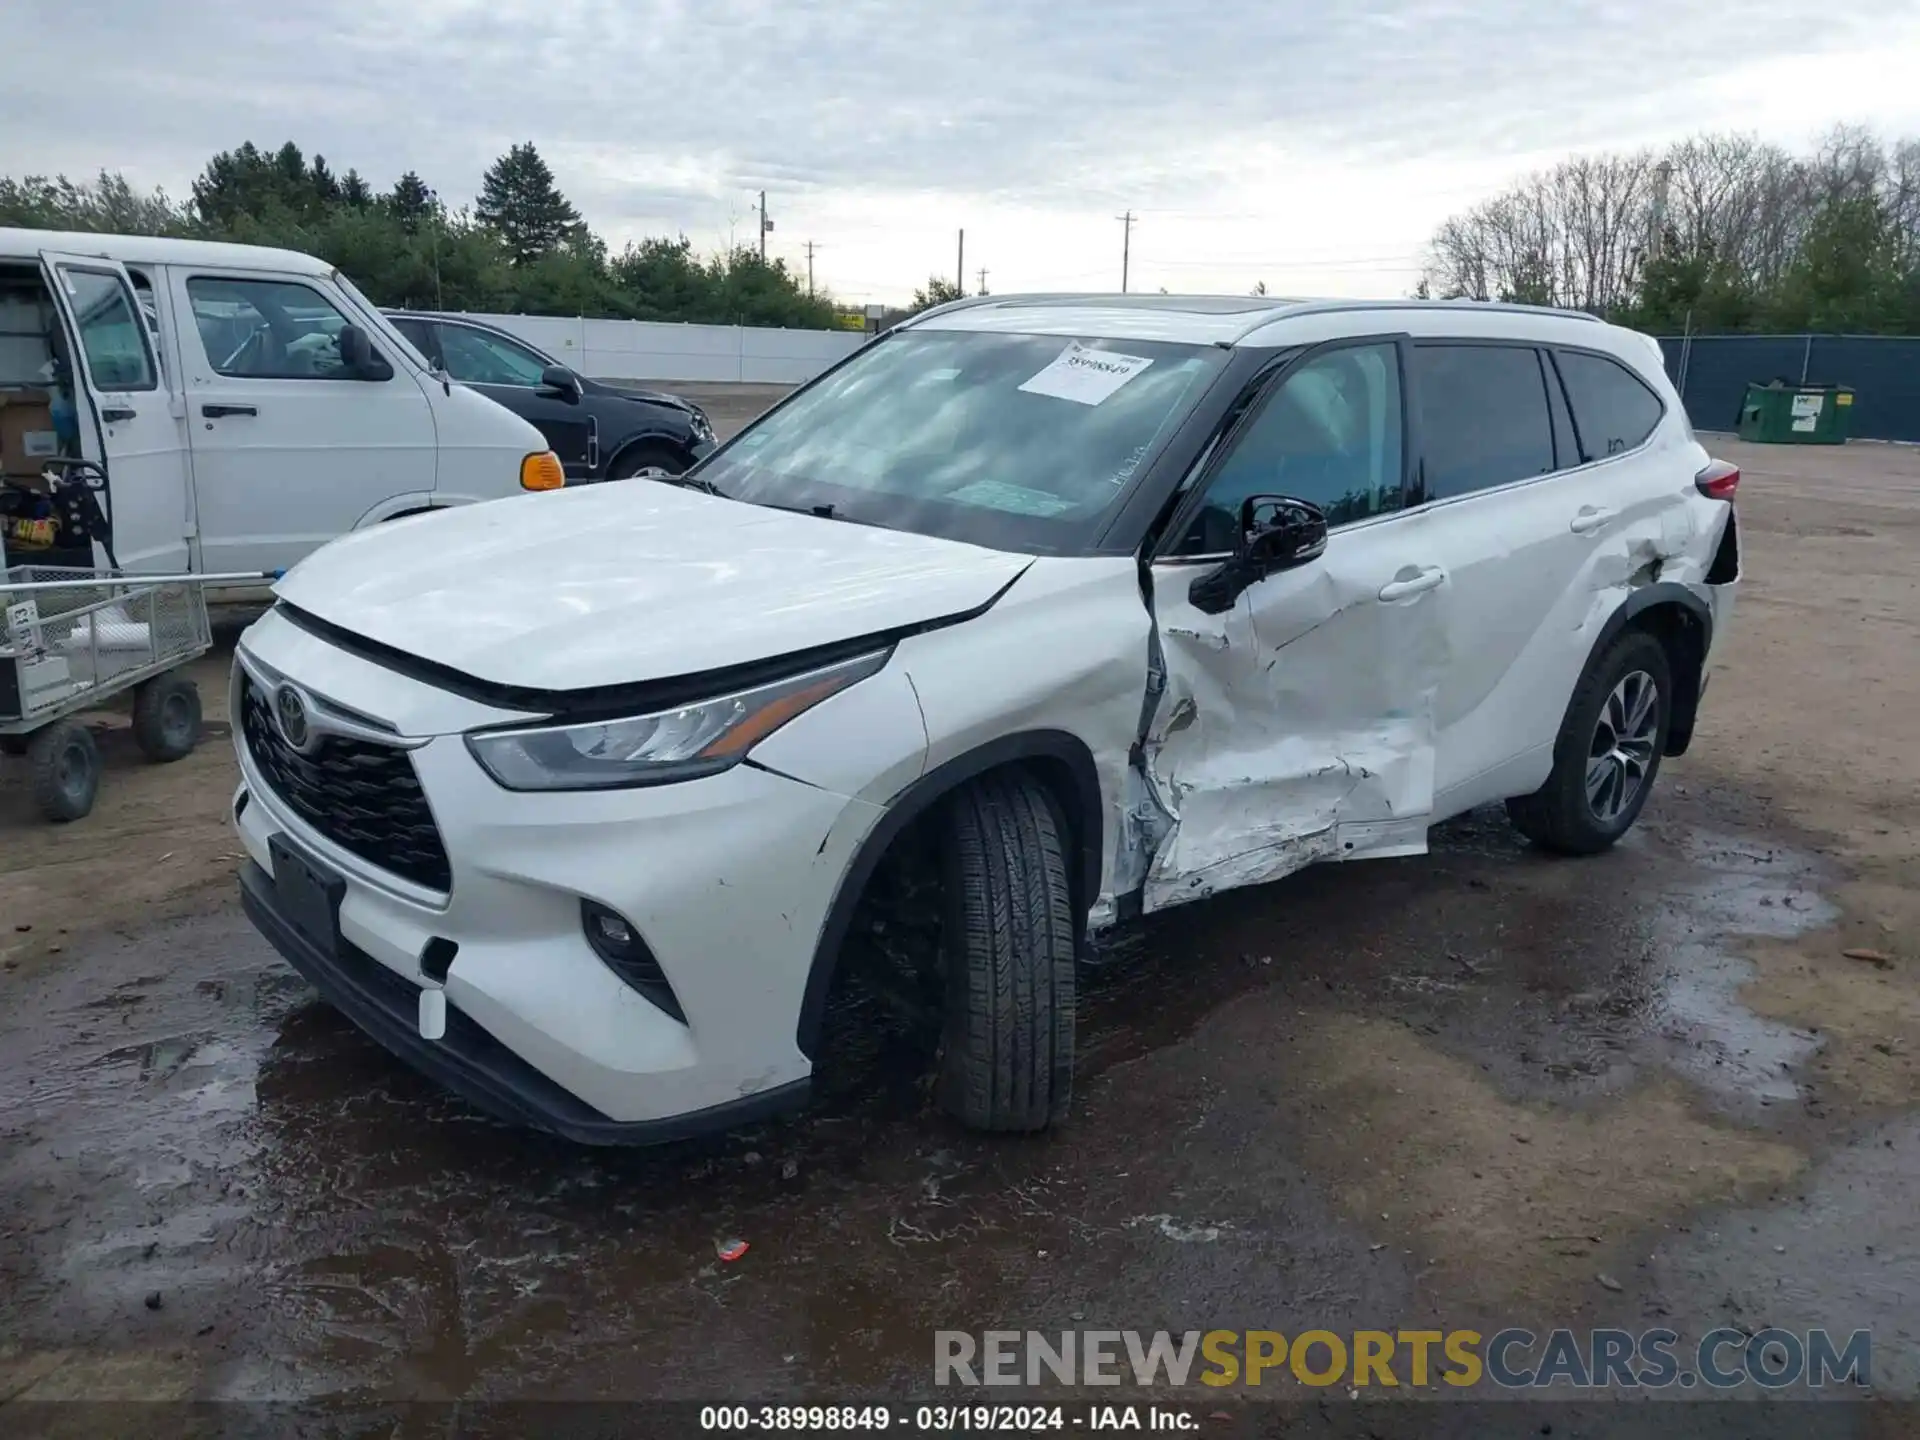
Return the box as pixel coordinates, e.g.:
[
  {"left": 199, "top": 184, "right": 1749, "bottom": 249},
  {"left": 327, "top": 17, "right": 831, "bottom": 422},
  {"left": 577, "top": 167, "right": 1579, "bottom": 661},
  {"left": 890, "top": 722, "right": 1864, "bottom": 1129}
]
[
  {"left": 465, "top": 649, "right": 888, "bottom": 791},
  {"left": 689, "top": 407, "right": 715, "bottom": 444}
]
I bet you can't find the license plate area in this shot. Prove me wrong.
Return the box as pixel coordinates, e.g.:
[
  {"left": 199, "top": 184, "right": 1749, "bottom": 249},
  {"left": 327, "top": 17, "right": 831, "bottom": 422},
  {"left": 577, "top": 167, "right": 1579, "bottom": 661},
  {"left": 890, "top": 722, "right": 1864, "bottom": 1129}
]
[{"left": 269, "top": 834, "right": 344, "bottom": 954}]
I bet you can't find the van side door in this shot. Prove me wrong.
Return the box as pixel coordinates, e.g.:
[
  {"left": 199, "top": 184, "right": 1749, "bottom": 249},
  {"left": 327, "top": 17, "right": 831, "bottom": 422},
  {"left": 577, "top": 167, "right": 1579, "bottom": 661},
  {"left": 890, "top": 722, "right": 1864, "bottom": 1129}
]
[
  {"left": 169, "top": 269, "right": 437, "bottom": 573},
  {"left": 38, "top": 251, "right": 192, "bottom": 573}
]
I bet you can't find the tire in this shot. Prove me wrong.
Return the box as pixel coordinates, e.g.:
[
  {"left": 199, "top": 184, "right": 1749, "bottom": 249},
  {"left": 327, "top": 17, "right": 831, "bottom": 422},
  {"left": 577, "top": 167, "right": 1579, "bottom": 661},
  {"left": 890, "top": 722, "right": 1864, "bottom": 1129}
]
[
  {"left": 934, "top": 771, "right": 1077, "bottom": 1132},
  {"left": 132, "top": 674, "right": 202, "bottom": 763},
  {"left": 1507, "top": 628, "right": 1673, "bottom": 855},
  {"left": 27, "top": 720, "right": 100, "bottom": 822},
  {"left": 606, "top": 442, "right": 687, "bottom": 481},
  {"left": 0, "top": 734, "right": 26, "bottom": 756}
]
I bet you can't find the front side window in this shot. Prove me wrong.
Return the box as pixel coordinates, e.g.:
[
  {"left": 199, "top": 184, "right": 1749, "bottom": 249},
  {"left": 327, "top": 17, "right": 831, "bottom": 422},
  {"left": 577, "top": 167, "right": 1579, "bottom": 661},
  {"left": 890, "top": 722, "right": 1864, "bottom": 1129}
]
[
  {"left": 1555, "top": 350, "right": 1664, "bottom": 461},
  {"left": 1172, "top": 342, "right": 1403, "bottom": 555},
  {"left": 437, "top": 324, "right": 551, "bottom": 386},
  {"left": 699, "top": 329, "right": 1227, "bottom": 553},
  {"left": 57, "top": 267, "right": 156, "bottom": 391},
  {"left": 1413, "top": 344, "right": 1555, "bottom": 500},
  {"left": 185, "top": 276, "right": 366, "bottom": 380}
]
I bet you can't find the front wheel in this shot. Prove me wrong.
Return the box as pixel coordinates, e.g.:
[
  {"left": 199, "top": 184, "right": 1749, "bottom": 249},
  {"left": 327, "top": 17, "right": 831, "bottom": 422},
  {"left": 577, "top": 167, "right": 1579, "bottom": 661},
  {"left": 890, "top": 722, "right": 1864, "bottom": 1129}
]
[
  {"left": 606, "top": 442, "right": 688, "bottom": 481},
  {"left": 1507, "top": 629, "right": 1672, "bottom": 854},
  {"left": 935, "top": 771, "right": 1077, "bottom": 1132},
  {"left": 27, "top": 719, "right": 100, "bottom": 822}
]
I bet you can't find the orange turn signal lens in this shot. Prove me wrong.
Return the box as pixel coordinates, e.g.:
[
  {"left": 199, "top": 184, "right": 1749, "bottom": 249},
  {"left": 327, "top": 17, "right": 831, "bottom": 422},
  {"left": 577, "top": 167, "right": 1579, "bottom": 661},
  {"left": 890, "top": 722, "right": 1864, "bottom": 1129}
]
[{"left": 520, "top": 451, "right": 566, "bottom": 491}]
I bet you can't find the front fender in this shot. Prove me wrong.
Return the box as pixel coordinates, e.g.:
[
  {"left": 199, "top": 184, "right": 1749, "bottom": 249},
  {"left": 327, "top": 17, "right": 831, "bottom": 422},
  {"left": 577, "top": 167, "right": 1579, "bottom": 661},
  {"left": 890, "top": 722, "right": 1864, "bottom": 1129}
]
[{"left": 352, "top": 491, "right": 496, "bottom": 528}]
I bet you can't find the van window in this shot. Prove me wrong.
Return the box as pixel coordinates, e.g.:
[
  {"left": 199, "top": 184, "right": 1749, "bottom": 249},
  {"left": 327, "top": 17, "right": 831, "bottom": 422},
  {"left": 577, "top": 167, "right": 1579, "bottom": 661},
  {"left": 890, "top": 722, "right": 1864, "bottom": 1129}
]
[
  {"left": 1173, "top": 342, "right": 1403, "bottom": 554},
  {"left": 58, "top": 267, "right": 156, "bottom": 392},
  {"left": 1555, "top": 350, "right": 1664, "bottom": 461},
  {"left": 1412, "top": 344, "right": 1554, "bottom": 500},
  {"left": 185, "top": 276, "right": 363, "bottom": 381}
]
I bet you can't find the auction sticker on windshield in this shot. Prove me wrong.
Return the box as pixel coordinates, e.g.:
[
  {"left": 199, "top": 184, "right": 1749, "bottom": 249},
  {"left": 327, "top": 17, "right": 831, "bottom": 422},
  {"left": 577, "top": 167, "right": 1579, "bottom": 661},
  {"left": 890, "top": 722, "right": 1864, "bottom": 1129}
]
[{"left": 1018, "top": 341, "right": 1154, "bottom": 405}]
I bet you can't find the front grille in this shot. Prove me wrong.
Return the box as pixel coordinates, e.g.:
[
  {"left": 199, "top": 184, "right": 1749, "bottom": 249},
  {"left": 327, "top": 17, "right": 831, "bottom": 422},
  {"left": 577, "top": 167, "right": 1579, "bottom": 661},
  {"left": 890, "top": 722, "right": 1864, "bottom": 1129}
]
[{"left": 241, "top": 675, "right": 452, "bottom": 892}]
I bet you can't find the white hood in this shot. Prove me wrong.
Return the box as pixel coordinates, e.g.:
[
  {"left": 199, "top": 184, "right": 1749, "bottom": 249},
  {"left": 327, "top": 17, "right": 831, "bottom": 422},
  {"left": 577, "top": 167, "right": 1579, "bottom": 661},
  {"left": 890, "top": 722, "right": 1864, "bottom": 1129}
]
[{"left": 273, "top": 483, "right": 1033, "bottom": 691}]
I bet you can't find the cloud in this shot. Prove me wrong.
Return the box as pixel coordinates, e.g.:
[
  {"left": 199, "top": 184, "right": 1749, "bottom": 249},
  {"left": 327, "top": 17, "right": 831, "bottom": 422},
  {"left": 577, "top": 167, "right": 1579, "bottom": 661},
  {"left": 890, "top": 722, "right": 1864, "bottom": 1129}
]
[{"left": 5, "top": 0, "right": 1919, "bottom": 303}]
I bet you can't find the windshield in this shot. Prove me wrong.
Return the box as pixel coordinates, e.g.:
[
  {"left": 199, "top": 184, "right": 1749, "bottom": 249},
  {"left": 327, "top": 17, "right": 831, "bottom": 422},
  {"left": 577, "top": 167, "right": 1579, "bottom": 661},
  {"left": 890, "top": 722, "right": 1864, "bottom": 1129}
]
[{"left": 699, "top": 329, "right": 1227, "bottom": 552}]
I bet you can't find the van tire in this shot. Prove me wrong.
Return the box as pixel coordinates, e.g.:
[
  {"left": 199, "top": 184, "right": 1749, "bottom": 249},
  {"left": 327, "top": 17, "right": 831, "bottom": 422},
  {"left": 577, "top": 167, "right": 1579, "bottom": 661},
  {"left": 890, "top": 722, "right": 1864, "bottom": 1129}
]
[
  {"left": 28, "top": 720, "right": 100, "bottom": 822},
  {"left": 607, "top": 441, "right": 687, "bottom": 481},
  {"left": 1507, "top": 629, "right": 1672, "bottom": 855},
  {"left": 935, "top": 770, "right": 1076, "bottom": 1132},
  {"left": 132, "top": 674, "right": 202, "bottom": 763}
]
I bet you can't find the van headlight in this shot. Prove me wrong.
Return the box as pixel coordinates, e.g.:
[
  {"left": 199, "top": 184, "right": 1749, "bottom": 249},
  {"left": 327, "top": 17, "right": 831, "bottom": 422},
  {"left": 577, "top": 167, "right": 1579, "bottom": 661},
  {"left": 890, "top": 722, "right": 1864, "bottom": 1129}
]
[
  {"left": 689, "top": 407, "right": 715, "bottom": 444},
  {"left": 465, "top": 650, "right": 888, "bottom": 791}
]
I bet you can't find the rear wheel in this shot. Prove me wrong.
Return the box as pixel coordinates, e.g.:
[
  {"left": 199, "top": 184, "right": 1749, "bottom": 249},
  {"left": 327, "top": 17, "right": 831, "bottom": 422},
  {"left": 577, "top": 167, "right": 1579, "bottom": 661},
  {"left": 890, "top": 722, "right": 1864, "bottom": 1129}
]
[
  {"left": 28, "top": 720, "right": 100, "bottom": 822},
  {"left": 1507, "top": 629, "right": 1671, "bottom": 854},
  {"left": 607, "top": 442, "right": 687, "bottom": 481},
  {"left": 131, "top": 674, "right": 202, "bottom": 763},
  {"left": 934, "top": 771, "right": 1077, "bottom": 1132}
]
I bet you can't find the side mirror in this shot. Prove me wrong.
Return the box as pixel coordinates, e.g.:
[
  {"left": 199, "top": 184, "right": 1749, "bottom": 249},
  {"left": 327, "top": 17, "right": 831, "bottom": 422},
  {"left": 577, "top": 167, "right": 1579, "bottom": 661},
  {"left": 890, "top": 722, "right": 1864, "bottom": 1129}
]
[
  {"left": 539, "top": 365, "right": 583, "bottom": 402},
  {"left": 1189, "top": 494, "right": 1328, "bottom": 614},
  {"left": 337, "top": 325, "right": 393, "bottom": 381}
]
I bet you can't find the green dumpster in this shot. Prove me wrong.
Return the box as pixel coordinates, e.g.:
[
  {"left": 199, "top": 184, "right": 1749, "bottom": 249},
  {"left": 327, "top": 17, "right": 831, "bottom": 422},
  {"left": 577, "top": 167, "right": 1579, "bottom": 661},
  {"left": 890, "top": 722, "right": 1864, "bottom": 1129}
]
[{"left": 1736, "top": 381, "right": 1855, "bottom": 445}]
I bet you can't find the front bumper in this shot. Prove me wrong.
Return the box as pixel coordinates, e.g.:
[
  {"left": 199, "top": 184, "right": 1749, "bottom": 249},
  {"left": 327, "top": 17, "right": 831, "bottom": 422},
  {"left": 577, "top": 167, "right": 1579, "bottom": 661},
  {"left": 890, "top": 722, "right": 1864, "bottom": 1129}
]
[
  {"left": 240, "top": 860, "right": 807, "bottom": 1144},
  {"left": 230, "top": 608, "right": 891, "bottom": 1142}
]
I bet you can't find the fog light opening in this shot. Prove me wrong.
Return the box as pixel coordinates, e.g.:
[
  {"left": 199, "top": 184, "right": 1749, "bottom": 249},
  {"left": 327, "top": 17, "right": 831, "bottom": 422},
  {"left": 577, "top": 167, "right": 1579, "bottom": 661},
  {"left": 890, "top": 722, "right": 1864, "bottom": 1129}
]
[{"left": 581, "top": 900, "right": 687, "bottom": 1024}]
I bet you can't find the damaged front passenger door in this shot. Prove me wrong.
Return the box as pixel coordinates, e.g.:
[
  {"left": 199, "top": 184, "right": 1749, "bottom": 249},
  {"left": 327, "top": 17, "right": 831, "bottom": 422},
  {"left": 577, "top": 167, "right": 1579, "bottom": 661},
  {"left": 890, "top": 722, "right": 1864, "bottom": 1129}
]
[{"left": 1134, "top": 337, "right": 1445, "bottom": 913}]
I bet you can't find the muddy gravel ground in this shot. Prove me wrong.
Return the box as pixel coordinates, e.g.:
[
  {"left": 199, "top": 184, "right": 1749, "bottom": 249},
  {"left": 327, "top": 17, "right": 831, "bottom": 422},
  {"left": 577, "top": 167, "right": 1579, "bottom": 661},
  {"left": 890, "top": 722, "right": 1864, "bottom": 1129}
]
[{"left": 1, "top": 425, "right": 1917, "bottom": 1434}]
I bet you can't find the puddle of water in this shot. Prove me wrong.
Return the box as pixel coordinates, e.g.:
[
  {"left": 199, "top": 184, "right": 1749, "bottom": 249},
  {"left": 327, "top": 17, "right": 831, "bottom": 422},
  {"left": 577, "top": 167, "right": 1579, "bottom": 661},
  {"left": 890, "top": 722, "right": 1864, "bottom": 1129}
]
[{"left": 1645, "top": 829, "right": 1832, "bottom": 1105}]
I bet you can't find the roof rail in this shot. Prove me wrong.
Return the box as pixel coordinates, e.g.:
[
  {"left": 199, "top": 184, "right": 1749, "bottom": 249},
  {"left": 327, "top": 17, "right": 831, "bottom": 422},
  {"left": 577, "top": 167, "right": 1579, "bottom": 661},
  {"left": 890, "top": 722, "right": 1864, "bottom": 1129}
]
[
  {"left": 1239, "top": 297, "right": 1602, "bottom": 336},
  {"left": 893, "top": 293, "right": 1011, "bottom": 328}
]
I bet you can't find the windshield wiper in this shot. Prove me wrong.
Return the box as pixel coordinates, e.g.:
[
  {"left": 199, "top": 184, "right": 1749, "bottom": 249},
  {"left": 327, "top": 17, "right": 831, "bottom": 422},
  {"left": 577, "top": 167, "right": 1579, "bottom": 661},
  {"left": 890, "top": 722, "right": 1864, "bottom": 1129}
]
[
  {"left": 752, "top": 499, "right": 844, "bottom": 520},
  {"left": 647, "top": 470, "right": 728, "bottom": 497}
]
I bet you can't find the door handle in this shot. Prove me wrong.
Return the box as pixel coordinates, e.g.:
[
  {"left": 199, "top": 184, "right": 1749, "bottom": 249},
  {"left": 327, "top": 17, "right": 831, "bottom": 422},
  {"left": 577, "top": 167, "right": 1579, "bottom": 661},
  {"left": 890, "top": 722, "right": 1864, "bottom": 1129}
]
[
  {"left": 101, "top": 407, "right": 136, "bottom": 423},
  {"left": 201, "top": 403, "right": 258, "bottom": 419},
  {"left": 1378, "top": 566, "right": 1446, "bottom": 602},
  {"left": 1569, "top": 506, "right": 1616, "bottom": 534}
]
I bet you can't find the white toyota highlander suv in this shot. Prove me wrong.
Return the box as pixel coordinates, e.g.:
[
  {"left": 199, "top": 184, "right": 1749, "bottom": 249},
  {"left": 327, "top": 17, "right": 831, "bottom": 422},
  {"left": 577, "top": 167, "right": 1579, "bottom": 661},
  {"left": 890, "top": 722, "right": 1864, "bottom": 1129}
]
[{"left": 231, "top": 294, "right": 1741, "bottom": 1143}]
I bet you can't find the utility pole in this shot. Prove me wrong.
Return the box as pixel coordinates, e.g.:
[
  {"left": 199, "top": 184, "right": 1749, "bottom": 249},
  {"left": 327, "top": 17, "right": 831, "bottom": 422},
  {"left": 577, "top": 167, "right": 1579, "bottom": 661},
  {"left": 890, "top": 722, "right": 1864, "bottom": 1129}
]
[
  {"left": 1649, "top": 161, "right": 1673, "bottom": 263},
  {"left": 957, "top": 229, "right": 965, "bottom": 296},
  {"left": 804, "top": 240, "right": 818, "bottom": 298},
  {"left": 1116, "top": 210, "right": 1135, "bottom": 293},
  {"left": 758, "top": 190, "right": 772, "bottom": 262},
  {"left": 977, "top": 267, "right": 989, "bottom": 296}
]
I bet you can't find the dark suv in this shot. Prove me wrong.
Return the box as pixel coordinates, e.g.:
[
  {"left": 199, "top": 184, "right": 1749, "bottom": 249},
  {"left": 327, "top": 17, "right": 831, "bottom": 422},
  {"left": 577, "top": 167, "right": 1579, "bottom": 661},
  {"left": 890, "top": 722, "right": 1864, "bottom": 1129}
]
[{"left": 385, "top": 312, "right": 715, "bottom": 482}]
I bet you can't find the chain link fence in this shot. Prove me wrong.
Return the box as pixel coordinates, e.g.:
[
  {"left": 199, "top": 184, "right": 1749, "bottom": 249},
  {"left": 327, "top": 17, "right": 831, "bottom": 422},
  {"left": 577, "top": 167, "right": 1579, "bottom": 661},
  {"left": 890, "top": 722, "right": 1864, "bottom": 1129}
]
[{"left": 1655, "top": 334, "right": 1920, "bottom": 443}]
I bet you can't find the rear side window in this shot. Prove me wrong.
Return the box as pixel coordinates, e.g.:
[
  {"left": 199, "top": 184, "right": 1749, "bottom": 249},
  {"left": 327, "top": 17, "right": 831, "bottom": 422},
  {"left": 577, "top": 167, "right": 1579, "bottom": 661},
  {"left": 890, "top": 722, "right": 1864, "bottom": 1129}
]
[
  {"left": 1412, "top": 344, "right": 1554, "bottom": 500},
  {"left": 1555, "top": 350, "right": 1664, "bottom": 461}
]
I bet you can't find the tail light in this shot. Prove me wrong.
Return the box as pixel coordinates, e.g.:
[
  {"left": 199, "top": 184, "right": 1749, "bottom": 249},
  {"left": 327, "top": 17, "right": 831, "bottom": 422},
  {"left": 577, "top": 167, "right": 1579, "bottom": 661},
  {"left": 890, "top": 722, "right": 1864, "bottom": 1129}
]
[{"left": 1695, "top": 459, "right": 1739, "bottom": 500}]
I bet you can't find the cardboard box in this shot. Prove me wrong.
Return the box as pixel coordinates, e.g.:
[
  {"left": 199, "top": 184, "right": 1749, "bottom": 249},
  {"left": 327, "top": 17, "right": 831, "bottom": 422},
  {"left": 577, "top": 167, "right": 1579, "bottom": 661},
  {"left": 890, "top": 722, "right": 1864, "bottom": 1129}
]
[{"left": 2, "top": 390, "right": 59, "bottom": 478}]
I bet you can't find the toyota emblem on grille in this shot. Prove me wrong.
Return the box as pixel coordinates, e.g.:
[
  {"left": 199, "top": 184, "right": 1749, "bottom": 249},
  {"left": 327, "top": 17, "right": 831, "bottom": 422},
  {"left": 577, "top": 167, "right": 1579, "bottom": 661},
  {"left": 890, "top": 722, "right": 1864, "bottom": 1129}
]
[{"left": 273, "top": 683, "right": 316, "bottom": 753}]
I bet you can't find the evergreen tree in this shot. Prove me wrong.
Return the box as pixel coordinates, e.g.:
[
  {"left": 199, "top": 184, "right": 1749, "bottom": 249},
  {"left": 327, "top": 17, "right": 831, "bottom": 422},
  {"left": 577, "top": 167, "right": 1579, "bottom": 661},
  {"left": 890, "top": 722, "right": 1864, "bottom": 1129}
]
[
  {"left": 388, "top": 171, "right": 436, "bottom": 233},
  {"left": 474, "top": 143, "right": 580, "bottom": 266}
]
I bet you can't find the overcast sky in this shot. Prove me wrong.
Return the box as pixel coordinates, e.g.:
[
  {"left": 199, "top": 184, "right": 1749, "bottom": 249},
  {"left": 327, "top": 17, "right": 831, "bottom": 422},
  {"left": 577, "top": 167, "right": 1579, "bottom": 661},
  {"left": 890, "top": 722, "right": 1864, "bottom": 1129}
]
[{"left": 6, "top": 0, "right": 1920, "bottom": 305}]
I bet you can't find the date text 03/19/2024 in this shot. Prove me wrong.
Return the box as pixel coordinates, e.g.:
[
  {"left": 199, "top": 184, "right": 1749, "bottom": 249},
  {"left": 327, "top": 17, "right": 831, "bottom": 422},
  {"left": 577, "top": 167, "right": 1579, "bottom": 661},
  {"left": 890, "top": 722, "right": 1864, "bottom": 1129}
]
[{"left": 699, "top": 1404, "right": 1195, "bottom": 1431}]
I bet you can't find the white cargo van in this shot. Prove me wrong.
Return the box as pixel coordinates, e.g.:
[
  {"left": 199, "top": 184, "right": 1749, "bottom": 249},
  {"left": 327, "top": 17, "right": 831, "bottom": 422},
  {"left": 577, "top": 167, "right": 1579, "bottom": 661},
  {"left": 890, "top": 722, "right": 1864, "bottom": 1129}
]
[{"left": 0, "top": 229, "right": 562, "bottom": 578}]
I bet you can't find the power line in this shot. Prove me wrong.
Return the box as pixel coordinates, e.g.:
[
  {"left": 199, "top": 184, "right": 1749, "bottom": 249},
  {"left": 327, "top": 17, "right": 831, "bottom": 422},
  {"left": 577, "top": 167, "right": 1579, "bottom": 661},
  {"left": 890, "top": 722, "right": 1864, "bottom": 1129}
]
[
  {"left": 977, "top": 267, "right": 989, "bottom": 296},
  {"left": 1117, "top": 210, "right": 1135, "bottom": 292},
  {"left": 804, "top": 240, "right": 819, "bottom": 297}
]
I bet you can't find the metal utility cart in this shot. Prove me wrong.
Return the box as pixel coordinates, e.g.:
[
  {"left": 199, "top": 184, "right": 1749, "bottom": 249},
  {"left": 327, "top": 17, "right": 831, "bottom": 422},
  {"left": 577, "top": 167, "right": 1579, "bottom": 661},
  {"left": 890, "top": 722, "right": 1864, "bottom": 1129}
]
[{"left": 1, "top": 565, "right": 271, "bottom": 821}]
